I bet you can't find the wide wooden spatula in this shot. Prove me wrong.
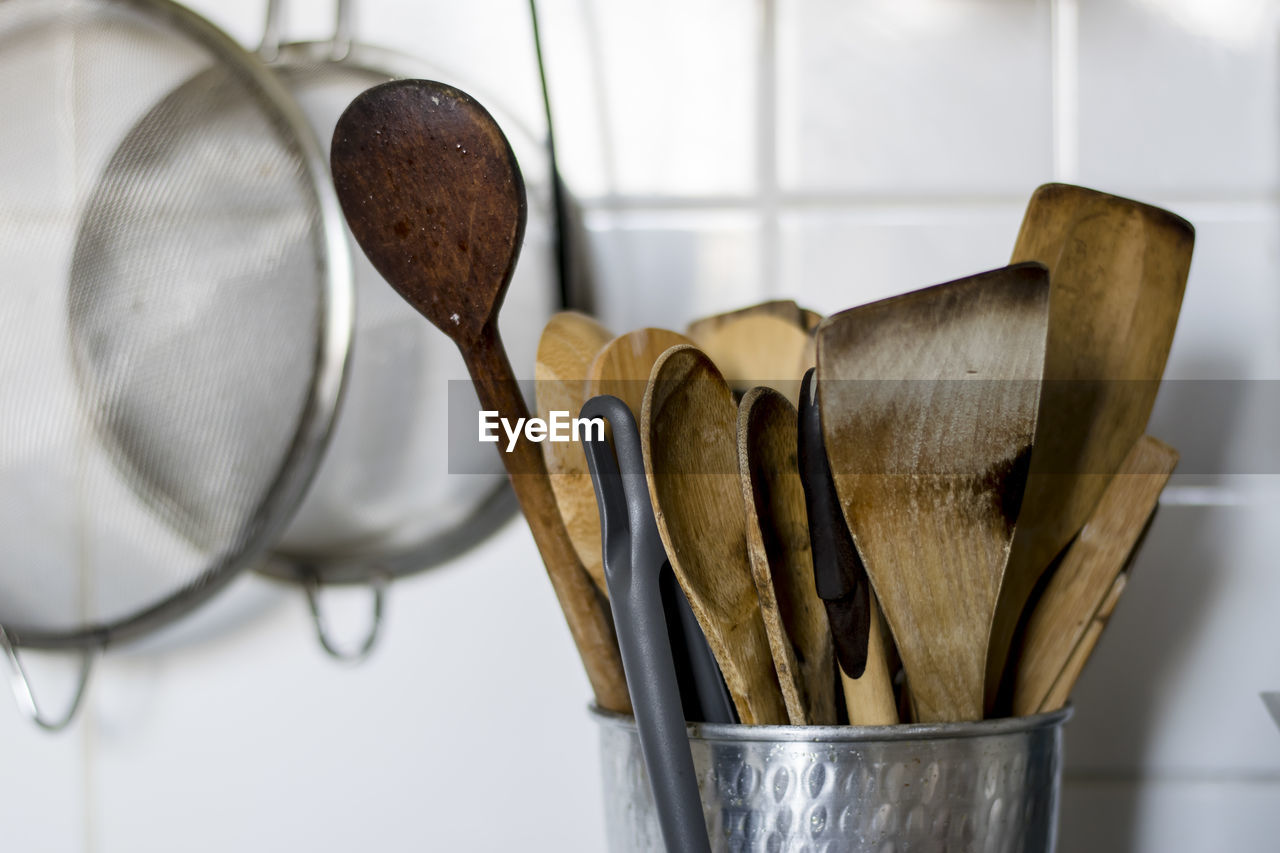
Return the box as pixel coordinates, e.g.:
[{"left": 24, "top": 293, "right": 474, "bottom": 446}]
[
  {"left": 987, "top": 184, "right": 1193, "bottom": 712},
  {"left": 1012, "top": 435, "right": 1178, "bottom": 714},
  {"left": 817, "top": 263, "right": 1050, "bottom": 722}
]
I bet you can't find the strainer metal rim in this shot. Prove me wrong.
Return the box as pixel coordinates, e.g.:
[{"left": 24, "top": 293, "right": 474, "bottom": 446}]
[
  {"left": 5, "top": 0, "right": 354, "bottom": 650},
  {"left": 254, "top": 36, "right": 559, "bottom": 584}
]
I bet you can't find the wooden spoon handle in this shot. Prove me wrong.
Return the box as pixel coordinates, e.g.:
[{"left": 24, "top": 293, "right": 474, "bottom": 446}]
[
  {"left": 467, "top": 323, "right": 630, "bottom": 713},
  {"left": 838, "top": 600, "right": 898, "bottom": 726}
]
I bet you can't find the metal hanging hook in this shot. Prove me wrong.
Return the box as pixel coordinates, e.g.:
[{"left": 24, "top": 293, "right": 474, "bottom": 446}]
[
  {"left": 302, "top": 569, "right": 387, "bottom": 663},
  {"left": 259, "top": 0, "right": 284, "bottom": 61},
  {"left": 330, "top": 0, "right": 353, "bottom": 62},
  {"left": 261, "top": 0, "right": 354, "bottom": 63},
  {"left": 0, "top": 625, "right": 97, "bottom": 732}
]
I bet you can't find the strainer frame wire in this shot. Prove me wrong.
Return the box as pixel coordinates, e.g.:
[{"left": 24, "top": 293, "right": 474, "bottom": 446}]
[{"left": 2, "top": 0, "right": 355, "bottom": 651}]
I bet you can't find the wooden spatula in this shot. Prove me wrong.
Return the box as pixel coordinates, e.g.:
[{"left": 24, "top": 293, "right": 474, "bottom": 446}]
[
  {"left": 1038, "top": 571, "right": 1128, "bottom": 713},
  {"left": 1011, "top": 435, "right": 1177, "bottom": 715},
  {"left": 987, "top": 184, "right": 1193, "bottom": 712},
  {"left": 687, "top": 300, "right": 808, "bottom": 338},
  {"left": 737, "top": 386, "right": 837, "bottom": 725},
  {"left": 817, "top": 263, "right": 1051, "bottom": 722},
  {"left": 643, "top": 345, "right": 789, "bottom": 725},
  {"left": 688, "top": 306, "right": 817, "bottom": 402},
  {"left": 536, "top": 312, "right": 614, "bottom": 595},
  {"left": 587, "top": 328, "right": 695, "bottom": 418}
]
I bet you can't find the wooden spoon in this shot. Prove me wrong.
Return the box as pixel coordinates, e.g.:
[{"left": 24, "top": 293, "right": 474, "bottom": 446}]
[
  {"left": 688, "top": 302, "right": 817, "bottom": 401},
  {"left": 1011, "top": 435, "right": 1177, "bottom": 715},
  {"left": 737, "top": 386, "right": 837, "bottom": 725},
  {"left": 987, "top": 184, "right": 1193, "bottom": 712},
  {"left": 536, "top": 312, "right": 614, "bottom": 595},
  {"left": 642, "top": 345, "right": 788, "bottom": 725},
  {"left": 586, "top": 328, "right": 695, "bottom": 418},
  {"left": 817, "top": 263, "right": 1051, "bottom": 722},
  {"left": 331, "top": 79, "right": 629, "bottom": 712}
]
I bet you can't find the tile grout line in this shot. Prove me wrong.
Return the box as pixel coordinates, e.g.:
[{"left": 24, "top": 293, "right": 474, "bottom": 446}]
[
  {"left": 757, "top": 0, "right": 780, "bottom": 297},
  {"left": 1051, "top": 0, "right": 1080, "bottom": 182}
]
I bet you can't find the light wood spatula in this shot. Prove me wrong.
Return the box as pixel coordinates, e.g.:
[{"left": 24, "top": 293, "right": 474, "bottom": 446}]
[
  {"left": 987, "top": 184, "right": 1193, "bottom": 712},
  {"left": 1012, "top": 435, "right": 1177, "bottom": 714},
  {"left": 688, "top": 308, "right": 817, "bottom": 402},
  {"left": 643, "top": 345, "right": 789, "bottom": 725},
  {"left": 536, "top": 312, "right": 614, "bottom": 594},
  {"left": 817, "top": 263, "right": 1051, "bottom": 722},
  {"left": 587, "top": 328, "right": 695, "bottom": 418},
  {"left": 737, "top": 386, "right": 837, "bottom": 725}
]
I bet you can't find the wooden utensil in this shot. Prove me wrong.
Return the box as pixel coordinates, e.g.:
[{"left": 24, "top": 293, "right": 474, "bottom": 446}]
[
  {"left": 686, "top": 300, "right": 807, "bottom": 338},
  {"left": 988, "top": 184, "right": 1193, "bottom": 712},
  {"left": 586, "top": 328, "right": 695, "bottom": 418},
  {"left": 642, "top": 345, "right": 788, "bottom": 725},
  {"left": 1011, "top": 435, "right": 1177, "bottom": 715},
  {"left": 1038, "top": 571, "right": 1127, "bottom": 713},
  {"left": 796, "top": 370, "right": 897, "bottom": 725},
  {"left": 817, "top": 263, "right": 1051, "bottom": 722},
  {"left": 536, "top": 312, "right": 614, "bottom": 595},
  {"left": 737, "top": 386, "right": 837, "bottom": 725},
  {"left": 688, "top": 301, "right": 817, "bottom": 401},
  {"left": 331, "top": 79, "right": 629, "bottom": 712},
  {"left": 586, "top": 330, "right": 736, "bottom": 725}
]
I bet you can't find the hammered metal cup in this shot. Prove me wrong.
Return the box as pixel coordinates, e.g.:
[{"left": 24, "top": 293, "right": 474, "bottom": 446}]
[{"left": 593, "top": 706, "right": 1071, "bottom": 853}]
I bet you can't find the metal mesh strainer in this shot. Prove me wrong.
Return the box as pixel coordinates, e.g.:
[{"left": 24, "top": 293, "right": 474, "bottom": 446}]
[{"left": 0, "top": 0, "right": 349, "bottom": 726}]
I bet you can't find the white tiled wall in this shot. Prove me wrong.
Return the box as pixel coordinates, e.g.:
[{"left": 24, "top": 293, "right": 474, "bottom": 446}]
[{"left": 4, "top": 1, "right": 1278, "bottom": 851}]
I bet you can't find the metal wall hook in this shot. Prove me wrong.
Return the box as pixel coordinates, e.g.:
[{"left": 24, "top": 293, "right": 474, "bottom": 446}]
[
  {"left": 260, "top": 0, "right": 354, "bottom": 63},
  {"left": 302, "top": 570, "right": 387, "bottom": 663},
  {"left": 0, "top": 625, "right": 97, "bottom": 732},
  {"left": 330, "top": 0, "right": 353, "bottom": 62},
  {"left": 259, "top": 0, "right": 284, "bottom": 61}
]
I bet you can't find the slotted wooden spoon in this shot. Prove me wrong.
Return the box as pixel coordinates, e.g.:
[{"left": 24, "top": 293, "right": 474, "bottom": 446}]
[
  {"left": 987, "top": 184, "right": 1193, "bottom": 712},
  {"left": 817, "top": 263, "right": 1050, "bottom": 722},
  {"left": 738, "top": 386, "right": 836, "bottom": 725},
  {"left": 536, "top": 312, "right": 614, "bottom": 595},
  {"left": 331, "top": 79, "right": 629, "bottom": 712},
  {"left": 643, "top": 345, "right": 788, "bottom": 725},
  {"left": 1012, "top": 435, "right": 1177, "bottom": 715}
]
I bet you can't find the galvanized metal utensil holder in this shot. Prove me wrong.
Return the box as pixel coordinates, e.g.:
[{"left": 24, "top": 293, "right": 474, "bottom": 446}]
[{"left": 594, "top": 706, "right": 1070, "bottom": 852}]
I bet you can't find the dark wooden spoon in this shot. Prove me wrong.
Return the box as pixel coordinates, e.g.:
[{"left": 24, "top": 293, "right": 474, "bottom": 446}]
[{"left": 331, "top": 79, "right": 629, "bottom": 712}]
